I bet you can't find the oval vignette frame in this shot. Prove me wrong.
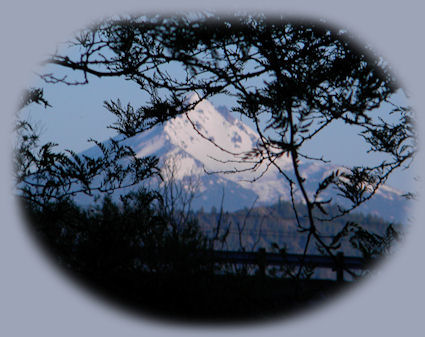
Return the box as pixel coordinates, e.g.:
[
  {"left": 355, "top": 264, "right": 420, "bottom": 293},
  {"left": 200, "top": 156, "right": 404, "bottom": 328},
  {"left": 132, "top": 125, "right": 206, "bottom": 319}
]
[{"left": 2, "top": 1, "right": 424, "bottom": 336}]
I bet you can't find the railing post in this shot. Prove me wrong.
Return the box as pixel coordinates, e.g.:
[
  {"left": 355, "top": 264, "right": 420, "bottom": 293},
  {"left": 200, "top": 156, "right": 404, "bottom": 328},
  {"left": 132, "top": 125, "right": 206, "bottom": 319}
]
[
  {"left": 257, "top": 248, "right": 266, "bottom": 279},
  {"left": 335, "top": 252, "right": 344, "bottom": 283}
]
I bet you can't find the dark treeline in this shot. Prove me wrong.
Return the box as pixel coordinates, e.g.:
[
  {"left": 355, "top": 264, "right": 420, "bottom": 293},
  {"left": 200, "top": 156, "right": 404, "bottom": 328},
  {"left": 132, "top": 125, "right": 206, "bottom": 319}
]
[
  {"left": 22, "top": 190, "right": 210, "bottom": 276},
  {"left": 21, "top": 190, "right": 399, "bottom": 322}
]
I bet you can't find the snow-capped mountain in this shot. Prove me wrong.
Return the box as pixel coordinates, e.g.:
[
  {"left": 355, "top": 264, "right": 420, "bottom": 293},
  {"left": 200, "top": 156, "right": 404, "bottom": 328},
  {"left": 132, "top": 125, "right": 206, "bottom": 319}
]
[{"left": 81, "top": 93, "right": 409, "bottom": 223}]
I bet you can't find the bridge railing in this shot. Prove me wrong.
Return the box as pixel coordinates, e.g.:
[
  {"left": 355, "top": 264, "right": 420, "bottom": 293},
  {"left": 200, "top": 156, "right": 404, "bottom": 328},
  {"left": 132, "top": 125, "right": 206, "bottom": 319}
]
[{"left": 207, "top": 248, "right": 371, "bottom": 282}]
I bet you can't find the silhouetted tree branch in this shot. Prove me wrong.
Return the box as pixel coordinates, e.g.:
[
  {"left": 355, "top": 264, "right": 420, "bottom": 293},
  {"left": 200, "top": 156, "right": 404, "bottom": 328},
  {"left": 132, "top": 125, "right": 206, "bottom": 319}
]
[{"left": 26, "top": 12, "right": 415, "bottom": 279}]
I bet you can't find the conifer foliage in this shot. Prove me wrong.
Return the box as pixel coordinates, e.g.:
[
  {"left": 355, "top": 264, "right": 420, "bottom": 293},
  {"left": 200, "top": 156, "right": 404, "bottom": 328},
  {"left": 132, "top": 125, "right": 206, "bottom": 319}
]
[{"left": 14, "top": 13, "right": 415, "bottom": 321}]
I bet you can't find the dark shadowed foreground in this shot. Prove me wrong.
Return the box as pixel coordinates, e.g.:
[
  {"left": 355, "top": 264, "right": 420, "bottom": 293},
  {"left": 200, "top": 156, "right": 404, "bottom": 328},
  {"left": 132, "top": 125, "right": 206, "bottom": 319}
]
[{"left": 21, "top": 193, "right": 393, "bottom": 324}]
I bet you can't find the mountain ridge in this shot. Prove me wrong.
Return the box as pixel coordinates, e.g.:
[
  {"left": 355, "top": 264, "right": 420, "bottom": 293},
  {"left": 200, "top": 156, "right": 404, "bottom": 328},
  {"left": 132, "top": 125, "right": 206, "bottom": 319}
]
[{"left": 81, "top": 93, "right": 409, "bottom": 223}]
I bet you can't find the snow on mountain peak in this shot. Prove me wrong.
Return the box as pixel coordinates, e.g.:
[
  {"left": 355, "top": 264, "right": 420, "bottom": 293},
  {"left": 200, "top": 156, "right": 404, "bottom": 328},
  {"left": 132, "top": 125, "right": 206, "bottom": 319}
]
[
  {"left": 164, "top": 99, "right": 257, "bottom": 169},
  {"left": 115, "top": 96, "right": 292, "bottom": 206}
]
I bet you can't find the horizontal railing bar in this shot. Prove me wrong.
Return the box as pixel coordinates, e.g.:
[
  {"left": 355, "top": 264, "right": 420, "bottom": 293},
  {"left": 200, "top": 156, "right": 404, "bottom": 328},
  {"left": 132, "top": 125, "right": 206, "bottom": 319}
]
[{"left": 208, "top": 250, "right": 368, "bottom": 270}]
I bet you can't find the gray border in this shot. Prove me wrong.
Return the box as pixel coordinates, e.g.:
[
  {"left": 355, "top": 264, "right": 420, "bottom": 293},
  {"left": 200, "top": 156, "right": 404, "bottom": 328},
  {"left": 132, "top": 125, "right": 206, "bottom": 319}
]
[{"left": 1, "top": 1, "right": 423, "bottom": 336}]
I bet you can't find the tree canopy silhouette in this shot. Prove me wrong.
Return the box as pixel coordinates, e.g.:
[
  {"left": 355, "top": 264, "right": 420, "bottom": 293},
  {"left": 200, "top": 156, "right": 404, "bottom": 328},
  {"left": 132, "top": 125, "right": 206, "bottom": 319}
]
[{"left": 17, "top": 13, "right": 414, "bottom": 280}]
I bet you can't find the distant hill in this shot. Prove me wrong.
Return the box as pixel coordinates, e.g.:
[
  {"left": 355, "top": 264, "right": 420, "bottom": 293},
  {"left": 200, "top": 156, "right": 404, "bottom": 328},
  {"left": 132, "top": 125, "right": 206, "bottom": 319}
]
[{"left": 195, "top": 198, "right": 399, "bottom": 256}]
